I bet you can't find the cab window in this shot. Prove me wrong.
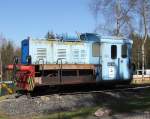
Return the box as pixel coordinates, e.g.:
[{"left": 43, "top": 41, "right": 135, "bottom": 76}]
[
  {"left": 122, "top": 44, "right": 127, "bottom": 58},
  {"left": 111, "top": 45, "right": 117, "bottom": 59},
  {"left": 92, "top": 43, "right": 100, "bottom": 57}
]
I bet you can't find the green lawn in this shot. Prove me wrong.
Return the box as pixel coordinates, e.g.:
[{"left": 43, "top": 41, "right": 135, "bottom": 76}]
[
  {"left": 0, "top": 112, "right": 8, "bottom": 119},
  {"left": 33, "top": 106, "right": 99, "bottom": 119}
]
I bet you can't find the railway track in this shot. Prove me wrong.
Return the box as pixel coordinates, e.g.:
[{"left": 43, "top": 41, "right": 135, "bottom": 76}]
[
  {"left": 22, "top": 84, "right": 150, "bottom": 97},
  {"left": 1, "top": 84, "right": 150, "bottom": 102},
  {"left": 48, "top": 85, "right": 150, "bottom": 96}
]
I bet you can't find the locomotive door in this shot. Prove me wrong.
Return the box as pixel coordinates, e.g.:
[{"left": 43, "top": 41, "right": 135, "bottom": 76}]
[
  {"left": 109, "top": 45, "right": 118, "bottom": 80},
  {"left": 109, "top": 44, "right": 127, "bottom": 81},
  {"left": 101, "top": 44, "right": 118, "bottom": 80},
  {"left": 108, "top": 44, "right": 130, "bottom": 81},
  {"left": 119, "top": 44, "right": 131, "bottom": 80}
]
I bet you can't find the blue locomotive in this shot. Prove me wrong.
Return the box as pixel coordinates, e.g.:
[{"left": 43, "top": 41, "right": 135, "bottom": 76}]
[{"left": 7, "top": 33, "right": 133, "bottom": 91}]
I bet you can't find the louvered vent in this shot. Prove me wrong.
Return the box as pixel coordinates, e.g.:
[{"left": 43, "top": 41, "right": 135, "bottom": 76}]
[
  {"left": 73, "top": 49, "right": 79, "bottom": 60},
  {"left": 81, "top": 50, "right": 86, "bottom": 59},
  {"left": 36, "top": 48, "right": 47, "bottom": 59},
  {"left": 57, "top": 49, "right": 67, "bottom": 60}
]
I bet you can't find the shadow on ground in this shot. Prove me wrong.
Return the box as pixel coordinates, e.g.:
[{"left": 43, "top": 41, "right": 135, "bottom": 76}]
[{"left": 92, "top": 88, "right": 150, "bottom": 113}]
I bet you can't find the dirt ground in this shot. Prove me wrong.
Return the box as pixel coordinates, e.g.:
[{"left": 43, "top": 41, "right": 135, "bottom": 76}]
[{"left": 0, "top": 87, "right": 150, "bottom": 119}]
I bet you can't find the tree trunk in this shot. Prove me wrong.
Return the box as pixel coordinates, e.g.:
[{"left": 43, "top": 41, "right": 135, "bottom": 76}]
[{"left": 142, "top": 45, "right": 145, "bottom": 80}]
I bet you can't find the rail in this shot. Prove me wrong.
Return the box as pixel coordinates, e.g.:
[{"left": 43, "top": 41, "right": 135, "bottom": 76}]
[{"left": 29, "top": 84, "right": 150, "bottom": 97}]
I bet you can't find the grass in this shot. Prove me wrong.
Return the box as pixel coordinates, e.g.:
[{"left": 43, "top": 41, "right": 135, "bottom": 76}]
[
  {"left": 100, "top": 89, "right": 150, "bottom": 113},
  {"left": 0, "top": 95, "right": 10, "bottom": 102},
  {"left": 0, "top": 117, "right": 7, "bottom": 119},
  {"left": 0, "top": 112, "right": 8, "bottom": 119},
  {"left": 33, "top": 106, "right": 99, "bottom": 119}
]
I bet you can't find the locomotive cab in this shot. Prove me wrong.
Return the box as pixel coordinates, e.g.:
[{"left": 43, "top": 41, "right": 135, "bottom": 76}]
[
  {"left": 80, "top": 33, "right": 133, "bottom": 83},
  {"left": 100, "top": 37, "right": 133, "bottom": 84}
]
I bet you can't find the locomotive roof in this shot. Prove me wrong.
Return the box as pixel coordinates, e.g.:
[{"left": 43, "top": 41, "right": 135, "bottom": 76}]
[
  {"left": 100, "top": 36, "right": 133, "bottom": 44},
  {"left": 80, "top": 33, "right": 133, "bottom": 44},
  {"left": 23, "top": 33, "right": 132, "bottom": 44}
]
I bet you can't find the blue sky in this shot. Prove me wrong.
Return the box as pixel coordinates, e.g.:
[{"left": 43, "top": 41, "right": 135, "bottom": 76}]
[{"left": 0, "top": 0, "right": 95, "bottom": 45}]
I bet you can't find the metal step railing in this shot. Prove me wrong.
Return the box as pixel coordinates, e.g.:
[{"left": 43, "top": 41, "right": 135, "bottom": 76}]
[{"left": 56, "top": 58, "right": 63, "bottom": 85}]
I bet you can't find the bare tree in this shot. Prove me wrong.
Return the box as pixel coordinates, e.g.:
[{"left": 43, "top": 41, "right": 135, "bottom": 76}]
[
  {"left": 135, "top": 0, "right": 150, "bottom": 79},
  {"left": 1, "top": 41, "right": 15, "bottom": 80},
  {"left": 0, "top": 34, "right": 7, "bottom": 47},
  {"left": 89, "top": 0, "right": 136, "bottom": 36}
]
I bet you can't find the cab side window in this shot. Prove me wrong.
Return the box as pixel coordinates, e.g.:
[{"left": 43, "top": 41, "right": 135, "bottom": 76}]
[
  {"left": 111, "top": 45, "right": 117, "bottom": 59},
  {"left": 122, "top": 44, "right": 127, "bottom": 58},
  {"left": 92, "top": 43, "right": 100, "bottom": 57}
]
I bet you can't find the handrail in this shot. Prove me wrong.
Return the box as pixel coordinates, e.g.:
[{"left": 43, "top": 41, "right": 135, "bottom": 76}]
[
  {"left": 38, "top": 59, "right": 44, "bottom": 76},
  {"left": 56, "top": 58, "right": 64, "bottom": 84}
]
